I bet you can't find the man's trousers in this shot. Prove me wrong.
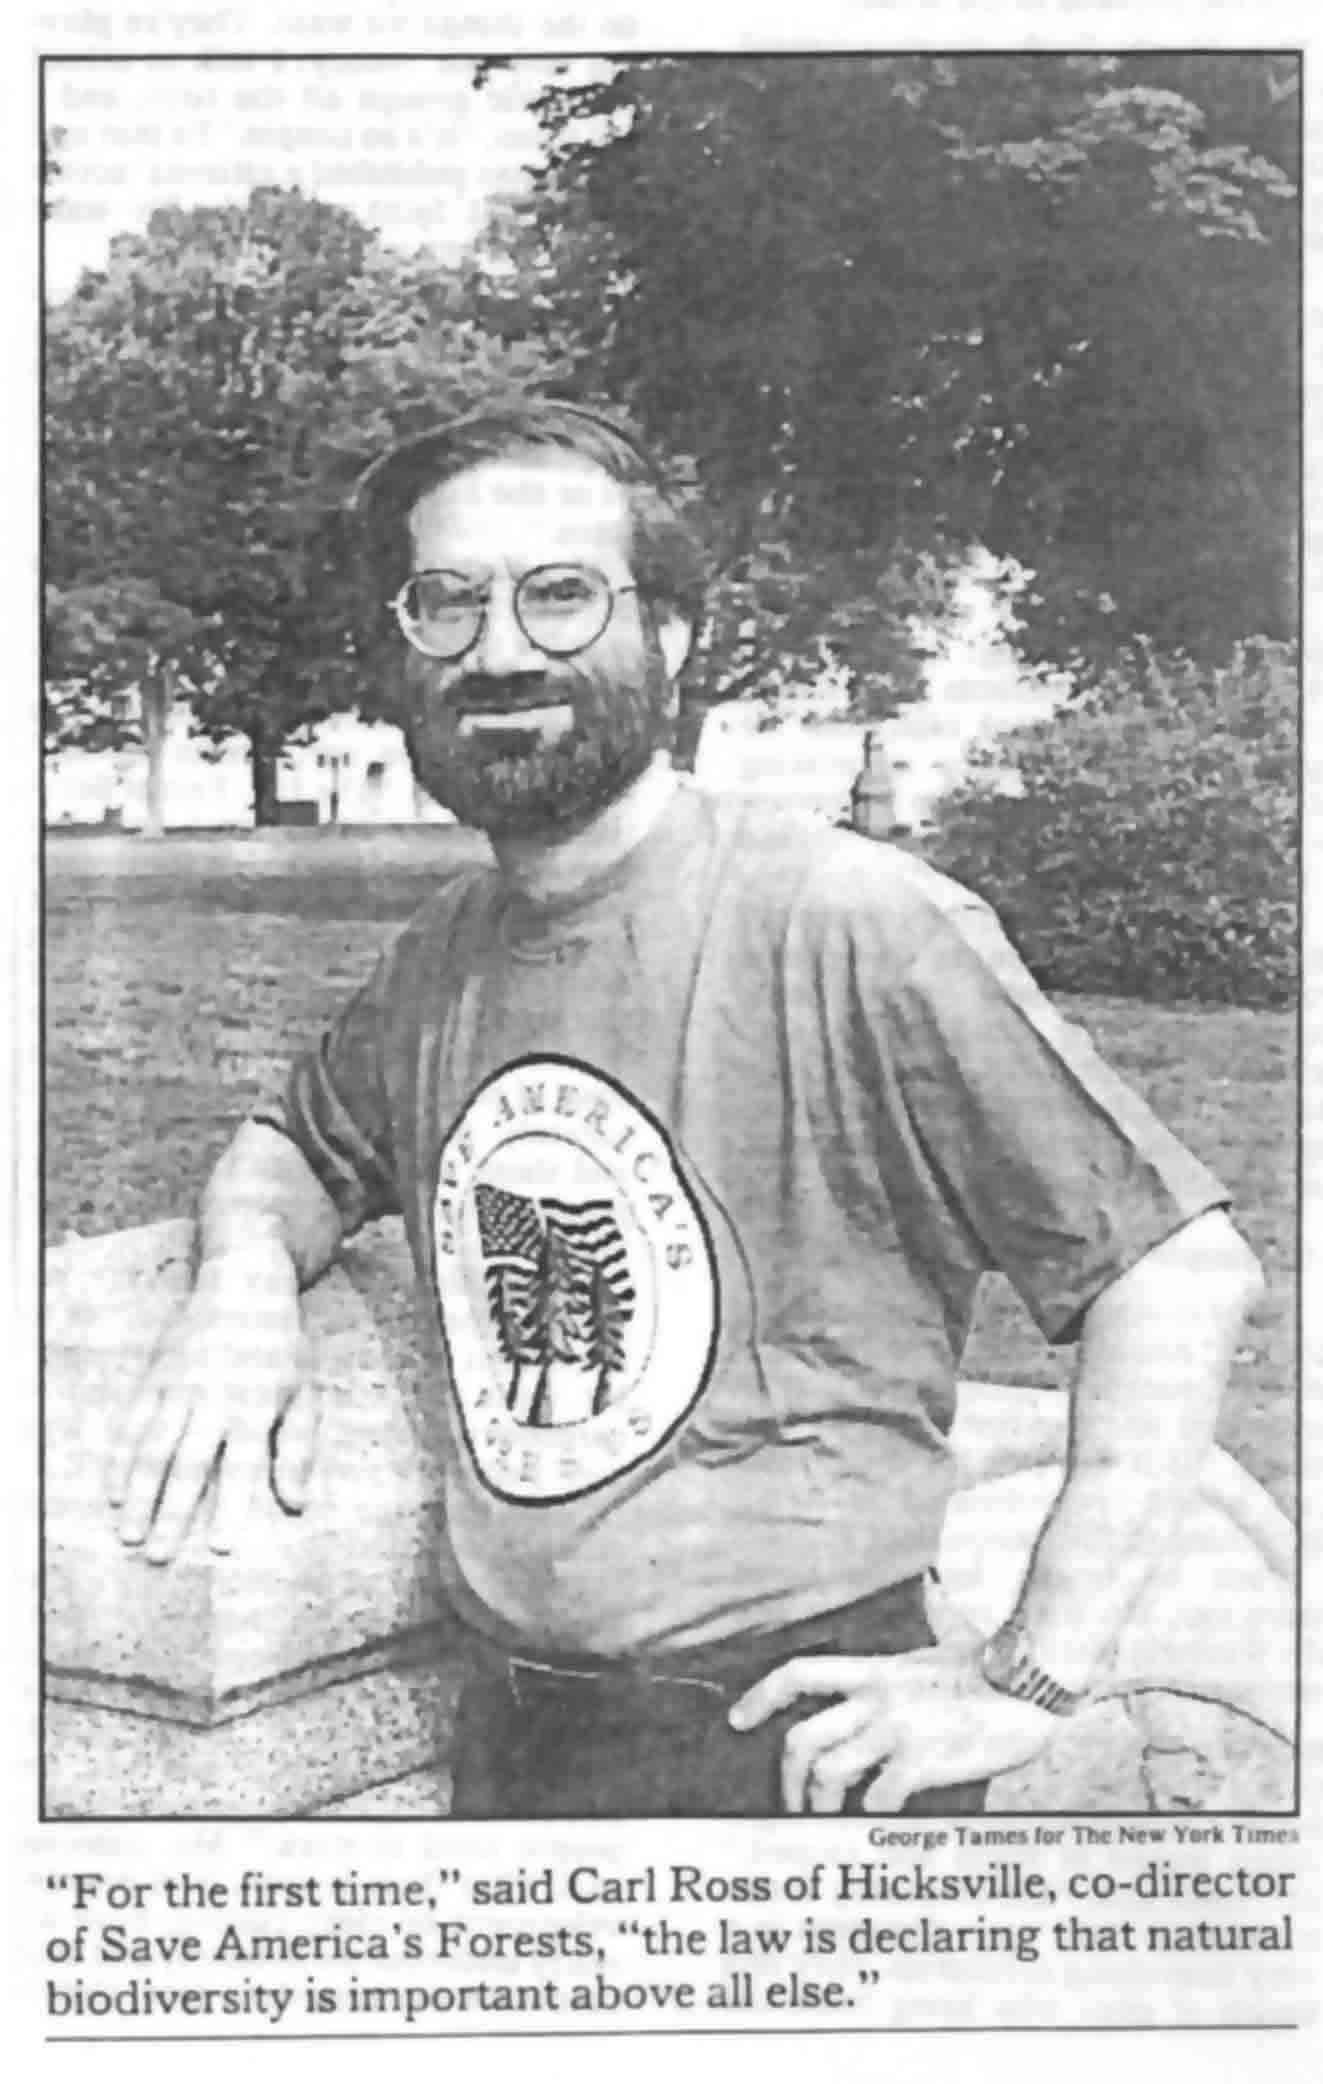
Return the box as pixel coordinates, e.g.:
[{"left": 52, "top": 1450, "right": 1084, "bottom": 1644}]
[{"left": 447, "top": 1575, "right": 991, "bottom": 1819}]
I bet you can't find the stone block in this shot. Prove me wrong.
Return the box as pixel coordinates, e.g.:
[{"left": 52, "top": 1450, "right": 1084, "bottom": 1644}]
[
  {"left": 46, "top": 1217, "right": 449, "bottom": 1725},
  {"left": 316, "top": 1766, "right": 453, "bottom": 1818},
  {"left": 45, "top": 1661, "right": 460, "bottom": 1819}
]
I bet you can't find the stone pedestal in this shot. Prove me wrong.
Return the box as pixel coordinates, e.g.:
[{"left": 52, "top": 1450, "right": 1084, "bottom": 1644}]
[
  {"left": 44, "top": 1221, "right": 1295, "bottom": 1816},
  {"left": 45, "top": 1218, "right": 459, "bottom": 1815}
]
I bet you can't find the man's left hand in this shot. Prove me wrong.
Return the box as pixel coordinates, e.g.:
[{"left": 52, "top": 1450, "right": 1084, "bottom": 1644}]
[{"left": 727, "top": 1642, "right": 1060, "bottom": 1813}]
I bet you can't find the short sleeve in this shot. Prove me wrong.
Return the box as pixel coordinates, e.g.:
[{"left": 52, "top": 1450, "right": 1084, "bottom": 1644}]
[
  {"left": 876, "top": 889, "right": 1230, "bottom": 1343},
  {"left": 251, "top": 953, "right": 401, "bottom": 1237}
]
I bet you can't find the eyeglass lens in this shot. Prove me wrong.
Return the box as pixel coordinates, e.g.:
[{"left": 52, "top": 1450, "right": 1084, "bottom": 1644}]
[{"left": 400, "top": 565, "right": 614, "bottom": 658}]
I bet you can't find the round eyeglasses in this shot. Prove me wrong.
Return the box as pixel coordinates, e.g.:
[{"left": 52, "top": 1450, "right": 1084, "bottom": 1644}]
[{"left": 388, "top": 563, "right": 640, "bottom": 662}]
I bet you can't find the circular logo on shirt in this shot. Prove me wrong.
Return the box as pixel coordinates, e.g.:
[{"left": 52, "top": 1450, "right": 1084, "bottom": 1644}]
[{"left": 432, "top": 1055, "right": 720, "bottom": 1503}]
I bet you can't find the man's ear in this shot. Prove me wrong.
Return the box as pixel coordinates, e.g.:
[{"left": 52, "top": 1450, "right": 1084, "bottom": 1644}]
[{"left": 656, "top": 610, "right": 694, "bottom": 682}]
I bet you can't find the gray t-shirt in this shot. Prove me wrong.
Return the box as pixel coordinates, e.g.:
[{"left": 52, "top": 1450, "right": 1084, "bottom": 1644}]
[{"left": 256, "top": 783, "right": 1227, "bottom": 1655}]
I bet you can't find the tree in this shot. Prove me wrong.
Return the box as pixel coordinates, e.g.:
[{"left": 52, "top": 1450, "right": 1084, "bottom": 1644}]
[
  {"left": 691, "top": 534, "right": 954, "bottom": 715},
  {"left": 44, "top": 579, "right": 208, "bottom": 836},
  {"left": 485, "top": 56, "right": 1297, "bottom": 685},
  {"left": 527, "top": 1220, "right": 582, "bottom": 1428},
  {"left": 485, "top": 1259, "right": 542, "bottom": 1414},
  {"left": 469, "top": 156, "right": 960, "bottom": 734},
  {"left": 585, "top": 1260, "right": 629, "bottom": 1416},
  {"left": 45, "top": 186, "right": 561, "bottom": 820}
]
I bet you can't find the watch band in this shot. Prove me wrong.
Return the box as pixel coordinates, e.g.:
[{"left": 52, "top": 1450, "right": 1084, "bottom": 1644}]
[{"left": 979, "top": 1616, "right": 1086, "bottom": 1717}]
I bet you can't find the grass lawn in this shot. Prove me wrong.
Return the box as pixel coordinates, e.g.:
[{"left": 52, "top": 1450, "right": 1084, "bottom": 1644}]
[{"left": 44, "top": 827, "right": 1297, "bottom": 1515}]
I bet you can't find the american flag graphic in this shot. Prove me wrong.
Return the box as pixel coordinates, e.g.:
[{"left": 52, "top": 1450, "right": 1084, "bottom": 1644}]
[
  {"left": 473, "top": 1181, "right": 636, "bottom": 1423},
  {"left": 475, "top": 1180, "right": 545, "bottom": 1266}
]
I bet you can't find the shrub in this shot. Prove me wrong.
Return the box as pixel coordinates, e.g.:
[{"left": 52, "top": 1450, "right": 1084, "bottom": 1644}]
[{"left": 924, "top": 639, "right": 1298, "bottom": 1006}]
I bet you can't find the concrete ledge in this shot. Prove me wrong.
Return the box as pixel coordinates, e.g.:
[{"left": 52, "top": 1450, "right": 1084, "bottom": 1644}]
[{"left": 45, "top": 1221, "right": 1297, "bottom": 1816}]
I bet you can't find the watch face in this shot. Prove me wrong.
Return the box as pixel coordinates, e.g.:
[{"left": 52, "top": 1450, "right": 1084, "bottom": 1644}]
[{"left": 982, "top": 1621, "right": 1022, "bottom": 1691}]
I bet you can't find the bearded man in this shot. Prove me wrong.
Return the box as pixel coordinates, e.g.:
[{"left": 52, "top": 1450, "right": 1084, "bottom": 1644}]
[{"left": 110, "top": 401, "right": 1262, "bottom": 1819}]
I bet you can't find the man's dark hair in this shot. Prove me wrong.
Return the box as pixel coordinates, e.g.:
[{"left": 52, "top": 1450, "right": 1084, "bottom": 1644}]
[{"left": 351, "top": 399, "right": 708, "bottom": 640}]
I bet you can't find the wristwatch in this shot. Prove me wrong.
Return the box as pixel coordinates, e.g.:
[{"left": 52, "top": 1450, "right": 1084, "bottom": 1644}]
[{"left": 979, "top": 1615, "right": 1086, "bottom": 1717}]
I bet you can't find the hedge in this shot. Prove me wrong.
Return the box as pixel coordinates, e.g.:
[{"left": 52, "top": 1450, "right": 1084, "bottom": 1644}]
[{"left": 923, "top": 639, "right": 1298, "bottom": 1007}]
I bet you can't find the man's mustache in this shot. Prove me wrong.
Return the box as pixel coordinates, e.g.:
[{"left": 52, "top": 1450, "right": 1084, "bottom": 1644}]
[{"left": 448, "top": 673, "right": 571, "bottom": 715}]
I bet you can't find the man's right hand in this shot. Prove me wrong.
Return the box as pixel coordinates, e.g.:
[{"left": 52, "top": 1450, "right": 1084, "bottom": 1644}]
[{"left": 107, "top": 1248, "right": 315, "bottom": 1564}]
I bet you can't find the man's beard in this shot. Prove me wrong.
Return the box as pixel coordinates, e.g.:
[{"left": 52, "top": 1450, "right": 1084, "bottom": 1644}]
[{"left": 395, "top": 636, "right": 677, "bottom": 839}]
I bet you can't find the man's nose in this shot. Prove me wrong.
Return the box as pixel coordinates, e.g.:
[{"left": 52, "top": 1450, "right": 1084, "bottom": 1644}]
[{"left": 470, "top": 591, "right": 545, "bottom": 677}]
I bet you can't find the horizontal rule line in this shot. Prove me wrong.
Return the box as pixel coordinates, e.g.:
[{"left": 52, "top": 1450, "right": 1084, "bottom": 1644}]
[{"left": 46, "top": 2024, "right": 1302, "bottom": 2044}]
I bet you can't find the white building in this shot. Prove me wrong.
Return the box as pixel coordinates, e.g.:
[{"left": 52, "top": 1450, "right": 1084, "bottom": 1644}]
[
  {"left": 45, "top": 705, "right": 453, "bottom": 830},
  {"left": 278, "top": 714, "right": 453, "bottom": 827}
]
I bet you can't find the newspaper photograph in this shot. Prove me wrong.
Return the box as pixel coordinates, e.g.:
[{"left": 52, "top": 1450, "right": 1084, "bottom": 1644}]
[{"left": 19, "top": 2, "right": 1313, "bottom": 2062}]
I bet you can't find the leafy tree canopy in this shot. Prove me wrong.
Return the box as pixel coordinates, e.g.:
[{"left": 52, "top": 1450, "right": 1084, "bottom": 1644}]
[
  {"left": 45, "top": 185, "right": 562, "bottom": 810},
  {"left": 476, "top": 54, "right": 1298, "bottom": 684}
]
